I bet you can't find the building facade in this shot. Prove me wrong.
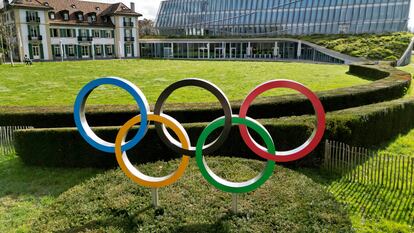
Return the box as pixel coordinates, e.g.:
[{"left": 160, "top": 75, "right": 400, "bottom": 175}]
[
  {"left": 139, "top": 38, "right": 363, "bottom": 64},
  {"left": 1, "top": 0, "right": 141, "bottom": 62},
  {"left": 155, "top": 0, "right": 411, "bottom": 36}
]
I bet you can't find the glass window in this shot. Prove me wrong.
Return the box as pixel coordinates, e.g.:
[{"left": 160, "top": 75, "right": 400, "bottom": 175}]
[{"left": 77, "top": 13, "right": 84, "bottom": 21}]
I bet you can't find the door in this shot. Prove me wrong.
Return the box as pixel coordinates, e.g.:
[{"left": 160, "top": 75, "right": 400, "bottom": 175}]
[
  {"left": 32, "top": 45, "right": 40, "bottom": 59},
  {"left": 198, "top": 47, "right": 208, "bottom": 59},
  {"left": 214, "top": 48, "right": 224, "bottom": 58},
  {"left": 125, "top": 44, "right": 132, "bottom": 57},
  {"left": 81, "top": 45, "right": 90, "bottom": 58},
  {"left": 163, "top": 47, "right": 173, "bottom": 58},
  {"left": 229, "top": 48, "right": 236, "bottom": 59}
]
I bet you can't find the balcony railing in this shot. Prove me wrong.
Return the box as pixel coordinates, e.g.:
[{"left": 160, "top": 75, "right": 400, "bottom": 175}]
[
  {"left": 123, "top": 22, "right": 134, "bottom": 27},
  {"left": 26, "top": 17, "right": 40, "bottom": 23},
  {"left": 77, "top": 36, "right": 93, "bottom": 42},
  {"left": 124, "top": 37, "right": 135, "bottom": 42},
  {"left": 28, "top": 35, "right": 43, "bottom": 41}
]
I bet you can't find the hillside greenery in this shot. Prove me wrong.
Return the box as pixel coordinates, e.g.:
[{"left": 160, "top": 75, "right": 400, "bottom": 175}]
[{"left": 301, "top": 32, "right": 413, "bottom": 61}]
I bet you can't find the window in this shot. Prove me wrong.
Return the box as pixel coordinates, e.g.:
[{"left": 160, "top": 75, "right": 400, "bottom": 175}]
[
  {"left": 80, "top": 29, "right": 88, "bottom": 37},
  {"left": 49, "top": 12, "right": 55, "bottom": 20},
  {"left": 88, "top": 13, "right": 97, "bottom": 23},
  {"left": 68, "top": 45, "right": 75, "bottom": 56},
  {"left": 63, "top": 12, "right": 69, "bottom": 21},
  {"left": 92, "top": 30, "right": 100, "bottom": 38},
  {"left": 32, "top": 45, "right": 40, "bottom": 59},
  {"left": 28, "top": 25, "right": 39, "bottom": 37},
  {"left": 53, "top": 45, "right": 61, "bottom": 56},
  {"left": 101, "top": 30, "right": 112, "bottom": 38},
  {"left": 26, "top": 11, "right": 38, "bottom": 21},
  {"left": 95, "top": 45, "right": 102, "bottom": 55},
  {"left": 50, "top": 28, "right": 58, "bottom": 37},
  {"left": 125, "top": 44, "right": 132, "bottom": 56},
  {"left": 60, "top": 28, "right": 67, "bottom": 37},
  {"left": 124, "top": 29, "right": 132, "bottom": 37},
  {"left": 106, "top": 45, "right": 113, "bottom": 55},
  {"left": 77, "top": 13, "right": 84, "bottom": 21},
  {"left": 81, "top": 45, "right": 90, "bottom": 57}
]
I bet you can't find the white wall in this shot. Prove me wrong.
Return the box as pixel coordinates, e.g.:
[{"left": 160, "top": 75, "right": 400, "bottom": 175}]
[{"left": 18, "top": 9, "right": 50, "bottom": 59}]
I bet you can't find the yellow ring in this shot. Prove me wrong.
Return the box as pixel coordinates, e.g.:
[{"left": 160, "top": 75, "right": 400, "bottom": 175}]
[{"left": 115, "top": 114, "right": 190, "bottom": 188}]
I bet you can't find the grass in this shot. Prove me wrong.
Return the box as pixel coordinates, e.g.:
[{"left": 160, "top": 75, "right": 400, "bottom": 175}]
[
  {"left": 303, "top": 32, "right": 413, "bottom": 61},
  {"left": 0, "top": 59, "right": 369, "bottom": 106},
  {"left": 398, "top": 57, "right": 414, "bottom": 97},
  {"left": 0, "top": 154, "right": 100, "bottom": 233},
  {"left": 30, "top": 157, "right": 352, "bottom": 233},
  {"left": 320, "top": 128, "right": 414, "bottom": 233}
]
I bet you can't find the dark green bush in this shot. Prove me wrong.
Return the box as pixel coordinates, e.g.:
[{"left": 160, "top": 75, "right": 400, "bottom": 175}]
[
  {"left": 14, "top": 97, "right": 414, "bottom": 168},
  {"left": 1, "top": 64, "right": 411, "bottom": 128}
]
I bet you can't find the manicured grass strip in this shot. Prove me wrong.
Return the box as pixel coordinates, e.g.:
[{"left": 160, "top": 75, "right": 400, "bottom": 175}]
[
  {"left": 0, "top": 59, "right": 367, "bottom": 106},
  {"left": 31, "top": 157, "right": 352, "bottom": 233}
]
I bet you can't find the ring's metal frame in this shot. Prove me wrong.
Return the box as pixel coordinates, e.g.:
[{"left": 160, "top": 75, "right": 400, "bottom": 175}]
[
  {"left": 73, "top": 77, "right": 150, "bottom": 153},
  {"left": 154, "top": 78, "right": 233, "bottom": 156}
]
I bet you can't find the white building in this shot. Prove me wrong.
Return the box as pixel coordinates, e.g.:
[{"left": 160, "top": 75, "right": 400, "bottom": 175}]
[{"left": 1, "top": 0, "right": 141, "bottom": 61}]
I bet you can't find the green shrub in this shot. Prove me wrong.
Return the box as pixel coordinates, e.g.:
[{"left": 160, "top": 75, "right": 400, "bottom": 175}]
[
  {"left": 302, "top": 32, "right": 413, "bottom": 60},
  {"left": 1, "top": 64, "right": 411, "bottom": 128},
  {"left": 30, "top": 158, "right": 353, "bottom": 233},
  {"left": 14, "top": 97, "right": 414, "bottom": 168}
]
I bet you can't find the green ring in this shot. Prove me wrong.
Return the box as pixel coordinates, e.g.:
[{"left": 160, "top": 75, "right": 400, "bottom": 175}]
[{"left": 196, "top": 116, "right": 276, "bottom": 193}]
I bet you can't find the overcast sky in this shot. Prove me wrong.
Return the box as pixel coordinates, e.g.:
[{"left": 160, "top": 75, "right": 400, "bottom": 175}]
[{"left": 90, "top": 0, "right": 414, "bottom": 28}]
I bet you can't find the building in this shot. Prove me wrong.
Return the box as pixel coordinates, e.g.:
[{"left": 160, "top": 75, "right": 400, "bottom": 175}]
[
  {"left": 1, "top": 0, "right": 141, "bottom": 62},
  {"left": 155, "top": 0, "right": 411, "bottom": 36},
  {"left": 139, "top": 38, "right": 363, "bottom": 64}
]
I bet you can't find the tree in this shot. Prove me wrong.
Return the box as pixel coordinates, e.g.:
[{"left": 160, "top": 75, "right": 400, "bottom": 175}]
[
  {"left": 0, "top": 22, "right": 15, "bottom": 66},
  {"left": 138, "top": 19, "right": 157, "bottom": 37}
]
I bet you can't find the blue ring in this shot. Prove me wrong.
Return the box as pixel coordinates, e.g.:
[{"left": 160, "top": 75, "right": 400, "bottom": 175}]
[{"left": 74, "top": 77, "right": 149, "bottom": 153}]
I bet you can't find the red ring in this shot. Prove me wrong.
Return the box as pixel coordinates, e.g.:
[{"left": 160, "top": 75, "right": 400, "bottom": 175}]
[{"left": 239, "top": 80, "right": 326, "bottom": 162}]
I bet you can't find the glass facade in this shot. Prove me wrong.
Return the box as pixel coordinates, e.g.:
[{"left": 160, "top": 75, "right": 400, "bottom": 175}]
[
  {"left": 155, "top": 0, "right": 411, "bottom": 36},
  {"left": 139, "top": 39, "right": 358, "bottom": 64}
]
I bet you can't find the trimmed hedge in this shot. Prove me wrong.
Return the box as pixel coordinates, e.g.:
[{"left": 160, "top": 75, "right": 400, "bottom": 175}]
[{"left": 14, "top": 97, "right": 414, "bottom": 168}]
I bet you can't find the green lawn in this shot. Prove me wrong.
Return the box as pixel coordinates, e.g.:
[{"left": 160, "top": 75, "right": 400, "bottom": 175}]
[
  {"left": 323, "top": 127, "right": 414, "bottom": 233},
  {"left": 0, "top": 154, "right": 101, "bottom": 232},
  {"left": 0, "top": 60, "right": 368, "bottom": 106}
]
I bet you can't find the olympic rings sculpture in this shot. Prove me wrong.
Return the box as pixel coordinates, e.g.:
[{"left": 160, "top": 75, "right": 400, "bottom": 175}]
[{"left": 74, "top": 77, "right": 326, "bottom": 194}]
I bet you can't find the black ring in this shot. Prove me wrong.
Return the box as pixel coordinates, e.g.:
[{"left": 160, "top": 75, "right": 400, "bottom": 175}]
[{"left": 154, "top": 78, "right": 233, "bottom": 156}]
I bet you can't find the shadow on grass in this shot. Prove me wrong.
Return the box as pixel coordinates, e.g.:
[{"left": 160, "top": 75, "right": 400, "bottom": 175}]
[
  {"left": 330, "top": 180, "right": 413, "bottom": 224},
  {"left": 300, "top": 166, "right": 413, "bottom": 225},
  {"left": 56, "top": 206, "right": 236, "bottom": 233},
  {"left": 0, "top": 155, "right": 102, "bottom": 198}
]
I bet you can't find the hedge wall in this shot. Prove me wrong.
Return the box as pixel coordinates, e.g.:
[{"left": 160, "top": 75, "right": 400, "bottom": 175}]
[
  {"left": 0, "top": 63, "right": 411, "bottom": 128},
  {"left": 14, "top": 97, "right": 414, "bottom": 168}
]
